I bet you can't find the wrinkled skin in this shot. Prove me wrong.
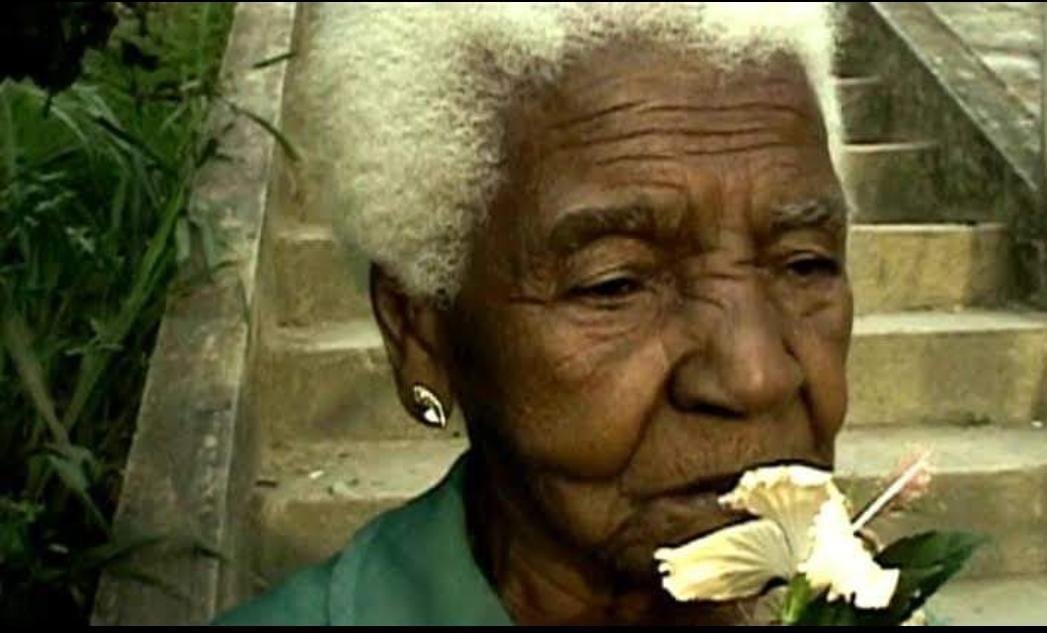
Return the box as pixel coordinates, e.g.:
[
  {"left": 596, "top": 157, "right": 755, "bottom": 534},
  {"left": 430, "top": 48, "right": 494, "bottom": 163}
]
[{"left": 372, "top": 44, "right": 853, "bottom": 625}]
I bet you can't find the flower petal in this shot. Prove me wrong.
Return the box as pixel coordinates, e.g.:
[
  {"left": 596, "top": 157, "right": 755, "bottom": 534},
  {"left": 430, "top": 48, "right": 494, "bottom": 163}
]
[
  {"left": 718, "top": 464, "right": 841, "bottom": 563},
  {"left": 798, "top": 495, "right": 901, "bottom": 609},
  {"left": 654, "top": 519, "right": 793, "bottom": 602}
]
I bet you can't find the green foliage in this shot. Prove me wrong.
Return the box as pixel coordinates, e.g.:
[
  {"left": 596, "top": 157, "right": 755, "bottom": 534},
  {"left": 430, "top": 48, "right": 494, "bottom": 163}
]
[
  {"left": 781, "top": 530, "right": 986, "bottom": 626},
  {"left": 0, "top": 3, "right": 235, "bottom": 624}
]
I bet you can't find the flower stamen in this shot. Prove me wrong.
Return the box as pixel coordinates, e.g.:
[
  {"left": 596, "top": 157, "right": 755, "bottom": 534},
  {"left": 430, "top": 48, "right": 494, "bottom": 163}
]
[{"left": 851, "top": 450, "right": 932, "bottom": 532}]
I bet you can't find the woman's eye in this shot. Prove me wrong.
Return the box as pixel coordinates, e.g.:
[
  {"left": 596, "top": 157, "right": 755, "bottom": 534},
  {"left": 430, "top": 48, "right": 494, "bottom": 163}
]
[
  {"left": 573, "top": 276, "right": 642, "bottom": 299},
  {"left": 786, "top": 256, "right": 840, "bottom": 279}
]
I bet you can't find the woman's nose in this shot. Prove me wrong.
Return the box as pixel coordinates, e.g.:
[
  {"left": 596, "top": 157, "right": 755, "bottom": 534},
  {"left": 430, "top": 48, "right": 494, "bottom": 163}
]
[{"left": 669, "top": 286, "right": 804, "bottom": 419}]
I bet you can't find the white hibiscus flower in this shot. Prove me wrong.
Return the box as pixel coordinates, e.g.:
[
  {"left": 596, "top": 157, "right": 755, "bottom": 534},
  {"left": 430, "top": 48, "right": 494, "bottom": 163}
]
[{"left": 654, "top": 462, "right": 916, "bottom": 610}]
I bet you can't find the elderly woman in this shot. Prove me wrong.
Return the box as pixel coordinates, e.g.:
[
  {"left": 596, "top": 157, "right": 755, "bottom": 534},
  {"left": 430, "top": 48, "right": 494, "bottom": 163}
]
[{"left": 219, "top": 2, "right": 852, "bottom": 626}]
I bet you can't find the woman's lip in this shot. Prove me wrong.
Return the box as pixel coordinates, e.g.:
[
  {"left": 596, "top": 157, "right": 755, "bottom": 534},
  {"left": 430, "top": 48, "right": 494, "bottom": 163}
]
[
  {"left": 634, "top": 457, "right": 834, "bottom": 500},
  {"left": 646, "top": 494, "right": 757, "bottom": 547},
  {"left": 653, "top": 471, "right": 746, "bottom": 500},
  {"left": 603, "top": 493, "right": 755, "bottom": 558},
  {"left": 681, "top": 472, "right": 744, "bottom": 497}
]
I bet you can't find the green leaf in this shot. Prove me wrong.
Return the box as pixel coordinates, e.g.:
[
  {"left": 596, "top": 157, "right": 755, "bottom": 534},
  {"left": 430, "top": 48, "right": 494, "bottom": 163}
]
[
  {"left": 102, "top": 565, "right": 193, "bottom": 605},
  {"left": 876, "top": 530, "right": 987, "bottom": 570},
  {"left": 222, "top": 98, "right": 300, "bottom": 162},
  {"left": 0, "top": 498, "right": 41, "bottom": 569},
  {"left": 74, "top": 533, "right": 165, "bottom": 572},
  {"left": 1, "top": 301, "right": 69, "bottom": 447},
  {"left": 91, "top": 115, "right": 176, "bottom": 175},
  {"left": 43, "top": 451, "right": 87, "bottom": 493},
  {"left": 802, "top": 599, "right": 863, "bottom": 626},
  {"left": 251, "top": 50, "right": 296, "bottom": 69},
  {"left": 43, "top": 450, "right": 108, "bottom": 532},
  {"left": 877, "top": 531, "right": 987, "bottom": 617}
]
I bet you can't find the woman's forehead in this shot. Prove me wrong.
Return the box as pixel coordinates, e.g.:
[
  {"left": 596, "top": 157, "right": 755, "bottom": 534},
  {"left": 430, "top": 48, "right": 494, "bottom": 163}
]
[
  {"left": 495, "top": 46, "right": 839, "bottom": 248},
  {"left": 545, "top": 47, "right": 818, "bottom": 117}
]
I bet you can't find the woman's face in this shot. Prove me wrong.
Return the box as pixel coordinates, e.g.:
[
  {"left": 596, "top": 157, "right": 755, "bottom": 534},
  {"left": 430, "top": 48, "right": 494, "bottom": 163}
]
[{"left": 443, "top": 47, "right": 853, "bottom": 580}]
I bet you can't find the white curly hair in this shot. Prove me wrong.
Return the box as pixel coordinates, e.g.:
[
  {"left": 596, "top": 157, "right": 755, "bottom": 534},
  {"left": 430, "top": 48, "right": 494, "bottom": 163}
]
[{"left": 302, "top": 3, "right": 845, "bottom": 302}]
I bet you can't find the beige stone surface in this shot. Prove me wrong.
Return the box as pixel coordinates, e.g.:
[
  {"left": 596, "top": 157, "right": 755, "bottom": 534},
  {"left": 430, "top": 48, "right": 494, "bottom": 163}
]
[
  {"left": 836, "top": 75, "right": 892, "bottom": 142},
  {"left": 929, "top": 574, "right": 1047, "bottom": 625},
  {"left": 841, "top": 142, "right": 940, "bottom": 222},
  {"left": 270, "top": 224, "right": 371, "bottom": 327},
  {"left": 850, "top": 223, "right": 1010, "bottom": 314},
  {"left": 252, "top": 320, "right": 467, "bottom": 443},
  {"left": 848, "top": 310, "right": 1047, "bottom": 426},
  {"left": 929, "top": 2, "right": 1043, "bottom": 117}
]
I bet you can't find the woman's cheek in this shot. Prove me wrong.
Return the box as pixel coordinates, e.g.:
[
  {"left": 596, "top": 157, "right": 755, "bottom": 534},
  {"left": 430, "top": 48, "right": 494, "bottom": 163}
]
[
  {"left": 483, "top": 287, "right": 670, "bottom": 477},
  {"left": 523, "top": 341, "right": 671, "bottom": 478},
  {"left": 528, "top": 473, "right": 636, "bottom": 549},
  {"left": 781, "top": 286, "right": 852, "bottom": 449}
]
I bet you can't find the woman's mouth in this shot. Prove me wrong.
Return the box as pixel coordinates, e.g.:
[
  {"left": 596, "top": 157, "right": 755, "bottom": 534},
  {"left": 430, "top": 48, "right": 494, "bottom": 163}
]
[{"left": 667, "top": 471, "right": 747, "bottom": 499}]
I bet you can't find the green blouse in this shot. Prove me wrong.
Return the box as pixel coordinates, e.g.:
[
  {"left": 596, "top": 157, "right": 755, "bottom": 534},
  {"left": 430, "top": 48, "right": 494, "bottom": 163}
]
[{"left": 213, "top": 452, "right": 513, "bottom": 626}]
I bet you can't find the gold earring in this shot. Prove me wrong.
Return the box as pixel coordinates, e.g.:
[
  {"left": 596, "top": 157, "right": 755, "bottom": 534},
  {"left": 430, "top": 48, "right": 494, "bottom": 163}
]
[{"left": 411, "top": 384, "right": 447, "bottom": 428}]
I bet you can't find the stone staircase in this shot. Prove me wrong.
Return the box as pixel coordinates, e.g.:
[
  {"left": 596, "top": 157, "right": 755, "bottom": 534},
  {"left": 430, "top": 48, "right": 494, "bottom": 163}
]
[
  {"left": 233, "top": 3, "right": 1047, "bottom": 624},
  {"left": 95, "top": 2, "right": 1047, "bottom": 625}
]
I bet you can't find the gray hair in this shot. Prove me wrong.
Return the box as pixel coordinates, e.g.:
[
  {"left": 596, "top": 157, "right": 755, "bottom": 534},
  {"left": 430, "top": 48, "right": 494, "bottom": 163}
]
[{"left": 303, "top": 3, "right": 844, "bottom": 301}]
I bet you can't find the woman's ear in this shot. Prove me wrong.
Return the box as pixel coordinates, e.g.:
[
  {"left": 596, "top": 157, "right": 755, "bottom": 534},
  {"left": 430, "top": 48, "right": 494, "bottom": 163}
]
[{"left": 369, "top": 264, "right": 456, "bottom": 425}]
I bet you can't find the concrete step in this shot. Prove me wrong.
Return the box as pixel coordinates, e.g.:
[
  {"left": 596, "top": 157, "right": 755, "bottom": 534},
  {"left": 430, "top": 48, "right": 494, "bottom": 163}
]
[
  {"left": 834, "top": 75, "right": 936, "bottom": 145},
  {"left": 251, "top": 320, "right": 467, "bottom": 444},
  {"left": 835, "top": 75, "right": 893, "bottom": 143},
  {"left": 271, "top": 222, "right": 1012, "bottom": 326},
  {"left": 843, "top": 141, "right": 936, "bottom": 223},
  {"left": 847, "top": 309, "right": 1047, "bottom": 427},
  {"left": 926, "top": 574, "right": 1047, "bottom": 625},
  {"left": 843, "top": 142, "right": 1003, "bottom": 224},
  {"left": 270, "top": 223, "right": 372, "bottom": 327},
  {"left": 252, "top": 310, "right": 1046, "bottom": 443},
  {"left": 849, "top": 223, "right": 1009, "bottom": 314},
  {"left": 249, "top": 438, "right": 469, "bottom": 585},
  {"left": 248, "top": 425, "right": 1047, "bottom": 586}
]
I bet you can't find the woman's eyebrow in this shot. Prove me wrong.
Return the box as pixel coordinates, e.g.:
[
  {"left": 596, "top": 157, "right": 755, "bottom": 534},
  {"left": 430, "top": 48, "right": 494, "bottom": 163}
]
[
  {"left": 768, "top": 196, "right": 849, "bottom": 235},
  {"left": 547, "top": 204, "right": 661, "bottom": 255}
]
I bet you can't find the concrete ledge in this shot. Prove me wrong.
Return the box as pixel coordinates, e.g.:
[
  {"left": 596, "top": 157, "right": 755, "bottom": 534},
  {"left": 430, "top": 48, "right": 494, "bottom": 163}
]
[{"left": 91, "top": 3, "right": 300, "bottom": 625}]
